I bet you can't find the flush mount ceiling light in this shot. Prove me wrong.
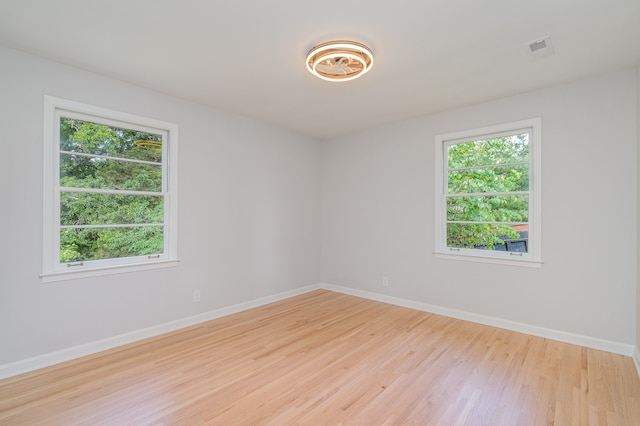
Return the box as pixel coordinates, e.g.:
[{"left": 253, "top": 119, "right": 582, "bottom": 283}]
[{"left": 306, "top": 40, "right": 374, "bottom": 82}]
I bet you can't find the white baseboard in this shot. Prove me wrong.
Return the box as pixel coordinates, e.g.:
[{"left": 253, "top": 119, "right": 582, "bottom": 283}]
[
  {"left": 0, "top": 284, "right": 321, "bottom": 380},
  {"left": 320, "top": 283, "right": 636, "bottom": 357},
  {"left": 1, "top": 282, "right": 635, "bottom": 381}
]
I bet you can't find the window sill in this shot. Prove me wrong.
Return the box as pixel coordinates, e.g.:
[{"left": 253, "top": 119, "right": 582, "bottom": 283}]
[
  {"left": 434, "top": 252, "right": 542, "bottom": 268},
  {"left": 41, "top": 259, "right": 180, "bottom": 283}
]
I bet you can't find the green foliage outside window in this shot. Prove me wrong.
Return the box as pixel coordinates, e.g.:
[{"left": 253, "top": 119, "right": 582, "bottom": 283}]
[
  {"left": 59, "top": 118, "right": 165, "bottom": 262},
  {"left": 446, "top": 134, "right": 529, "bottom": 250}
]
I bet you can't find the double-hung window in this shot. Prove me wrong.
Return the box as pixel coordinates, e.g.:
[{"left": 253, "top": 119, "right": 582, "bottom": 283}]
[
  {"left": 42, "top": 96, "right": 178, "bottom": 281},
  {"left": 435, "top": 118, "right": 541, "bottom": 267}
]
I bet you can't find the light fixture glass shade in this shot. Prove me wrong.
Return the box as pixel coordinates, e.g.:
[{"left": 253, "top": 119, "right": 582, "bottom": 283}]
[{"left": 306, "top": 41, "right": 373, "bottom": 82}]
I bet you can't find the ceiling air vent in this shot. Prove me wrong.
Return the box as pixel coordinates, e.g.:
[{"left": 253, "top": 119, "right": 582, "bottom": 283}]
[{"left": 523, "top": 36, "right": 554, "bottom": 60}]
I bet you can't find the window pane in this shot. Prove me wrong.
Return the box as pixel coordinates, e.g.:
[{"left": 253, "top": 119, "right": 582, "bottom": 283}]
[
  {"left": 60, "top": 117, "right": 162, "bottom": 163},
  {"left": 60, "top": 226, "right": 164, "bottom": 262},
  {"left": 60, "top": 192, "right": 164, "bottom": 226},
  {"left": 447, "top": 223, "right": 527, "bottom": 252},
  {"left": 447, "top": 195, "right": 528, "bottom": 222},
  {"left": 60, "top": 153, "right": 162, "bottom": 192},
  {"left": 447, "top": 134, "right": 528, "bottom": 169},
  {"left": 448, "top": 164, "right": 528, "bottom": 194}
]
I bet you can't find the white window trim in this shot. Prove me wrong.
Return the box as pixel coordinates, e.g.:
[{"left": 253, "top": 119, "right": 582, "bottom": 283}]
[
  {"left": 434, "top": 118, "right": 542, "bottom": 268},
  {"left": 42, "top": 96, "right": 179, "bottom": 282}
]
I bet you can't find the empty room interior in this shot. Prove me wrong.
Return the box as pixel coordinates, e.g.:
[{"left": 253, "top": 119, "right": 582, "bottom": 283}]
[{"left": 2, "top": 1, "right": 640, "bottom": 424}]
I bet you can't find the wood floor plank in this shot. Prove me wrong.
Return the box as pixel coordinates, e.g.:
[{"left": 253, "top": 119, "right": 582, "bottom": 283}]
[{"left": 1, "top": 290, "right": 639, "bottom": 425}]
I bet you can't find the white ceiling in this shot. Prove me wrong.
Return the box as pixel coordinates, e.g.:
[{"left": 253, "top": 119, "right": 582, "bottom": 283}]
[{"left": 1, "top": 0, "right": 639, "bottom": 140}]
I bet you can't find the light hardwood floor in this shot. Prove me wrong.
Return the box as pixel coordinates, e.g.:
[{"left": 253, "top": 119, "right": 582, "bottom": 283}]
[{"left": 1, "top": 290, "right": 640, "bottom": 425}]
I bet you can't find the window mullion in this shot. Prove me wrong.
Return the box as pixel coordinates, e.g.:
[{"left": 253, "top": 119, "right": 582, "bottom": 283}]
[
  {"left": 448, "top": 161, "right": 528, "bottom": 172},
  {"left": 446, "top": 221, "right": 528, "bottom": 225},
  {"left": 60, "top": 187, "right": 164, "bottom": 197},
  {"left": 60, "top": 223, "right": 165, "bottom": 229},
  {"left": 60, "top": 150, "right": 161, "bottom": 166},
  {"left": 446, "top": 190, "right": 529, "bottom": 198}
]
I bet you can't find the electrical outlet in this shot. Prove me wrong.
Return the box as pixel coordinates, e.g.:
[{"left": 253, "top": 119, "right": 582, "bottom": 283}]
[
  {"left": 193, "top": 290, "right": 201, "bottom": 302},
  {"left": 382, "top": 276, "right": 389, "bottom": 287}
]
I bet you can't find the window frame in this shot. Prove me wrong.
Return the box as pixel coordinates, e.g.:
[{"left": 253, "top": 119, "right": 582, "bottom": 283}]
[
  {"left": 42, "top": 96, "right": 179, "bottom": 282},
  {"left": 434, "top": 118, "right": 542, "bottom": 268}
]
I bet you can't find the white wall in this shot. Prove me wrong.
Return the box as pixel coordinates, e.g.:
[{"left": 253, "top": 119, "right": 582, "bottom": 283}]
[
  {"left": 1, "top": 43, "right": 637, "bottom": 371},
  {"left": 0, "top": 46, "right": 321, "bottom": 365},
  {"left": 637, "top": 64, "right": 640, "bottom": 351},
  {"left": 322, "top": 68, "right": 638, "bottom": 345}
]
